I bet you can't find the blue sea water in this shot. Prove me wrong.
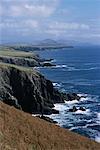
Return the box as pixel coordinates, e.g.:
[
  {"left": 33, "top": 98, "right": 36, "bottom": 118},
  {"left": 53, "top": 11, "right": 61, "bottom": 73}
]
[{"left": 35, "top": 46, "right": 100, "bottom": 142}]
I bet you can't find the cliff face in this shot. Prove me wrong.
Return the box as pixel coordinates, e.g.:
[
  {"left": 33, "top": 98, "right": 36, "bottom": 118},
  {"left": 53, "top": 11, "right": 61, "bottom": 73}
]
[
  {"left": 0, "top": 48, "right": 43, "bottom": 67},
  {"left": 0, "top": 64, "right": 64, "bottom": 114},
  {"left": 0, "top": 55, "right": 40, "bottom": 67},
  {"left": 0, "top": 48, "right": 80, "bottom": 115}
]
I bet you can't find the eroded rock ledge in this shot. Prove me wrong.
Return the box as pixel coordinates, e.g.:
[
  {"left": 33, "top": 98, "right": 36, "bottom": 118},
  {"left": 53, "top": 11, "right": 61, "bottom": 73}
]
[{"left": 0, "top": 64, "right": 66, "bottom": 114}]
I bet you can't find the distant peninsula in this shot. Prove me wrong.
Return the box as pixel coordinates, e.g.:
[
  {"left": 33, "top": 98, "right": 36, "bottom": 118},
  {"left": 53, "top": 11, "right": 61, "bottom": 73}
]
[{"left": 2, "top": 39, "right": 73, "bottom": 52}]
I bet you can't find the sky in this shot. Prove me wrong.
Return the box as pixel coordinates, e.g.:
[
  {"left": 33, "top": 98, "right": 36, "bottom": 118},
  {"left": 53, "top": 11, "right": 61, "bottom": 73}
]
[{"left": 0, "top": 0, "right": 100, "bottom": 44}]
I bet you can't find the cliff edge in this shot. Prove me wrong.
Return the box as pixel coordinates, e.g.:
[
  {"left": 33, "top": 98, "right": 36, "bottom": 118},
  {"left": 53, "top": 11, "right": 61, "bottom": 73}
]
[{"left": 0, "top": 63, "right": 64, "bottom": 114}]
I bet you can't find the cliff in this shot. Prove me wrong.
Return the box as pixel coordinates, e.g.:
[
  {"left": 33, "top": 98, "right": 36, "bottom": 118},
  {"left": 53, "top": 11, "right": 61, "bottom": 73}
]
[
  {"left": 0, "top": 47, "right": 81, "bottom": 115},
  {"left": 0, "top": 101, "right": 100, "bottom": 150},
  {"left": 0, "top": 49, "right": 41, "bottom": 67},
  {"left": 0, "top": 63, "right": 64, "bottom": 114}
]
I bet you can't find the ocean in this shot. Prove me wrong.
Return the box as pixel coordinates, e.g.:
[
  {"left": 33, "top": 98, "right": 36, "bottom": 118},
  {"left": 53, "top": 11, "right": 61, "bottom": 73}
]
[{"left": 35, "top": 46, "right": 100, "bottom": 142}]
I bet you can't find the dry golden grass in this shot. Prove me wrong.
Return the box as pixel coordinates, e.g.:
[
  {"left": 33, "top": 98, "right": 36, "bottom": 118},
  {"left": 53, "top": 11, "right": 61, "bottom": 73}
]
[{"left": 0, "top": 101, "right": 100, "bottom": 150}]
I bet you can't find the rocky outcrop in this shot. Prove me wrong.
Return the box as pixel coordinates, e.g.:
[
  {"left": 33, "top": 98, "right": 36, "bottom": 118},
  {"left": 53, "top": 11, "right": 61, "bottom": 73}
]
[
  {"left": 60, "top": 92, "right": 80, "bottom": 101},
  {"left": 42, "top": 62, "right": 56, "bottom": 67},
  {"left": 0, "top": 49, "right": 82, "bottom": 115},
  {"left": 0, "top": 56, "right": 40, "bottom": 67},
  {"left": 69, "top": 106, "right": 86, "bottom": 112},
  {"left": 0, "top": 64, "right": 65, "bottom": 114}
]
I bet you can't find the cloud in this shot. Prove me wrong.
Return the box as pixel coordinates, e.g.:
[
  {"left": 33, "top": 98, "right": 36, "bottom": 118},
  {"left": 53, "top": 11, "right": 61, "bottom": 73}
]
[
  {"left": 87, "top": 33, "right": 100, "bottom": 38},
  {"left": 0, "top": 19, "right": 90, "bottom": 39},
  {"left": 1, "top": 0, "right": 99, "bottom": 44},
  {"left": 49, "top": 22, "right": 90, "bottom": 30},
  {"left": 1, "top": 0, "right": 59, "bottom": 18},
  {"left": 7, "top": 4, "right": 55, "bottom": 17},
  {"left": 0, "top": 19, "right": 38, "bottom": 30}
]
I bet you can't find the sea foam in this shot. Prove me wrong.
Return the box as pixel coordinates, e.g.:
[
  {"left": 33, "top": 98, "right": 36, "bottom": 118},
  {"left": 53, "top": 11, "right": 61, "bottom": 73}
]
[
  {"left": 55, "top": 64, "right": 67, "bottom": 68},
  {"left": 54, "top": 103, "right": 67, "bottom": 112},
  {"left": 65, "top": 100, "right": 79, "bottom": 104},
  {"left": 53, "top": 82, "right": 62, "bottom": 88},
  {"left": 95, "top": 135, "right": 100, "bottom": 143},
  {"left": 75, "top": 109, "right": 90, "bottom": 115},
  {"left": 96, "top": 113, "right": 100, "bottom": 124}
]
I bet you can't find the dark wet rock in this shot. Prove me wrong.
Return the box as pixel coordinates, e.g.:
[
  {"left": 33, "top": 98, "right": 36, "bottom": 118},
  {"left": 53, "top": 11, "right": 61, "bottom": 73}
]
[
  {"left": 0, "top": 65, "right": 64, "bottom": 114},
  {"left": 80, "top": 95, "right": 87, "bottom": 99},
  {"left": 69, "top": 106, "right": 78, "bottom": 112},
  {"left": 79, "top": 107, "right": 86, "bottom": 111},
  {"left": 69, "top": 106, "right": 86, "bottom": 112},
  {"left": 59, "top": 92, "right": 81, "bottom": 102},
  {"left": 42, "top": 62, "right": 56, "bottom": 67},
  {"left": 52, "top": 109, "right": 59, "bottom": 114},
  {"left": 43, "top": 58, "right": 54, "bottom": 62},
  {"left": 37, "top": 115, "right": 57, "bottom": 124},
  {"left": 66, "top": 93, "right": 80, "bottom": 101}
]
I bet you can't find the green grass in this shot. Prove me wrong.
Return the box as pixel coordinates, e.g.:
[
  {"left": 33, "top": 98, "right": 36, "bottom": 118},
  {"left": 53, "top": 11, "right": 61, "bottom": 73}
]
[
  {"left": 0, "top": 46, "right": 40, "bottom": 76},
  {"left": 0, "top": 62, "right": 31, "bottom": 72},
  {"left": 0, "top": 46, "right": 35, "bottom": 58},
  {"left": 0, "top": 50, "right": 34, "bottom": 58},
  {"left": 0, "top": 54, "right": 37, "bottom": 63},
  {"left": 0, "top": 46, "right": 14, "bottom": 51},
  {"left": 0, "top": 62, "right": 39, "bottom": 76}
]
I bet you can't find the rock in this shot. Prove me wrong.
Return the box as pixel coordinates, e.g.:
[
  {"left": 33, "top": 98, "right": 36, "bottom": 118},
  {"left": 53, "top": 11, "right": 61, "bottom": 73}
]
[
  {"left": 66, "top": 93, "right": 80, "bottom": 101},
  {"left": 80, "top": 95, "right": 87, "bottom": 99},
  {"left": 79, "top": 107, "right": 86, "bottom": 111},
  {"left": 37, "top": 115, "right": 57, "bottom": 124},
  {"left": 69, "top": 106, "right": 78, "bottom": 112},
  {"left": 52, "top": 109, "right": 59, "bottom": 114},
  {"left": 0, "top": 64, "right": 64, "bottom": 114},
  {"left": 42, "top": 58, "right": 54, "bottom": 62},
  {"left": 42, "top": 62, "right": 56, "bottom": 67},
  {"left": 0, "top": 56, "right": 40, "bottom": 67},
  {"left": 69, "top": 106, "right": 86, "bottom": 112}
]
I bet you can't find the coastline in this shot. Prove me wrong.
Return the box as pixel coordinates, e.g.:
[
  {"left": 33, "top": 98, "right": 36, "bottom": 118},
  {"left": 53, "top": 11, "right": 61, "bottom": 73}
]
[
  {"left": 35, "top": 47, "right": 100, "bottom": 143},
  {"left": 0, "top": 46, "right": 100, "bottom": 149}
]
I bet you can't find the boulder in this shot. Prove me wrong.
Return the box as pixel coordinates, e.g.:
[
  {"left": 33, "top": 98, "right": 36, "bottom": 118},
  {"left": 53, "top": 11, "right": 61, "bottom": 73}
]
[
  {"left": 79, "top": 107, "right": 86, "bottom": 111},
  {"left": 52, "top": 109, "right": 59, "bottom": 114},
  {"left": 69, "top": 106, "right": 78, "bottom": 112},
  {"left": 66, "top": 93, "right": 80, "bottom": 101},
  {"left": 69, "top": 106, "right": 86, "bottom": 112}
]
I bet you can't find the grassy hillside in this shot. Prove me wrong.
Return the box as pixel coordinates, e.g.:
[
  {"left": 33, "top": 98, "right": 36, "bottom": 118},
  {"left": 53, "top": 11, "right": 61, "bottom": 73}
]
[
  {"left": 0, "top": 101, "right": 100, "bottom": 150},
  {"left": 0, "top": 49, "right": 35, "bottom": 58},
  {"left": 0, "top": 47, "right": 41, "bottom": 67},
  {"left": 0, "top": 62, "right": 33, "bottom": 72}
]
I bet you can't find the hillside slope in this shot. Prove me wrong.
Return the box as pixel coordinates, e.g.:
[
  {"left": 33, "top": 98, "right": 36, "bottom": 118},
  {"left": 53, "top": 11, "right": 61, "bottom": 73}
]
[{"left": 0, "top": 102, "right": 100, "bottom": 150}]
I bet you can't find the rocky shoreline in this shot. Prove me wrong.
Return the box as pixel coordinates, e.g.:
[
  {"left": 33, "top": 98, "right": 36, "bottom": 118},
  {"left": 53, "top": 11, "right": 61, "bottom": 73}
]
[
  {"left": 0, "top": 62, "right": 82, "bottom": 115},
  {"left": 0, "top": 47, "right": 100, "bottom": 149},
  {"left": 0, "top": 47, "right": 82, "bottom": 116}
]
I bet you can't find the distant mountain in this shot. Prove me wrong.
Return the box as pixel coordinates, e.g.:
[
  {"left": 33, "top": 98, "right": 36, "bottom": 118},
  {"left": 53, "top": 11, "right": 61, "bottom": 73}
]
[
  {"left": 31, "top": 39, "right": 73, "bottom": 49},
  {"left": 36, "top": 39, "right": 69, "bottom": 47}
]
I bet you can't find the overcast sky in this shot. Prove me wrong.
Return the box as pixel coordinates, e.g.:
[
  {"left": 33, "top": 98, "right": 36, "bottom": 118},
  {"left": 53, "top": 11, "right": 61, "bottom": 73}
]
[{"left": 0, "top": 0, "right": 100, "bottom": 44}]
